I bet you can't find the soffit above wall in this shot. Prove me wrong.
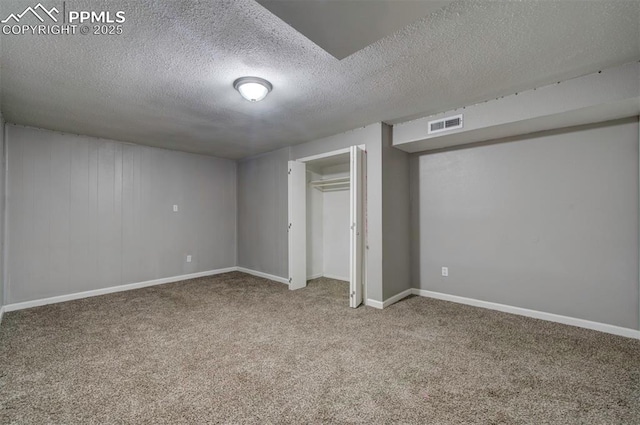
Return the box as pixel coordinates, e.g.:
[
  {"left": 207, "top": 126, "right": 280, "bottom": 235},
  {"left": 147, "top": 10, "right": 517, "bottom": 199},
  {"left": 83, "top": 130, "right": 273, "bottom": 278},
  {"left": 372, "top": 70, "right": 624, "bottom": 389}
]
[
  {"left": 256, "top": 0, "right": 453, "bottom": 59},
  {"left": 393, "top": 62, "right": 640, "bottom": 153}
]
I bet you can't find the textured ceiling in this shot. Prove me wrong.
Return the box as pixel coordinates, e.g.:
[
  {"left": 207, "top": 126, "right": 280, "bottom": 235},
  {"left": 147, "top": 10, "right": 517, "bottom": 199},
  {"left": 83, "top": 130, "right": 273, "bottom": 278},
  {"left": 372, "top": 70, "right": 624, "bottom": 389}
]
[{"left": 1, "top": 0, "right": 639, "bottom": 159}]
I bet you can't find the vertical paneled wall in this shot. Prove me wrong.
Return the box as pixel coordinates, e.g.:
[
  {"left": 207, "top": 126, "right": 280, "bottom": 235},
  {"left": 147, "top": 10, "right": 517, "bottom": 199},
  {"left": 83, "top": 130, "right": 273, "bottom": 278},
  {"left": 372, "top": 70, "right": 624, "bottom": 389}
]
[{"left": 6, "top": 125, "right": 237, "bottom": 304}]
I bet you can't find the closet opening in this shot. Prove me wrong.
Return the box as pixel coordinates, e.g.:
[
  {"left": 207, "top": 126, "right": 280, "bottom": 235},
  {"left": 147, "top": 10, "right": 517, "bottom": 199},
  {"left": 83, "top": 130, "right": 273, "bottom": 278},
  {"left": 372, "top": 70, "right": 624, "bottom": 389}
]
[{"left": 288, "top": 146, "right": 366, "bottom": 308}]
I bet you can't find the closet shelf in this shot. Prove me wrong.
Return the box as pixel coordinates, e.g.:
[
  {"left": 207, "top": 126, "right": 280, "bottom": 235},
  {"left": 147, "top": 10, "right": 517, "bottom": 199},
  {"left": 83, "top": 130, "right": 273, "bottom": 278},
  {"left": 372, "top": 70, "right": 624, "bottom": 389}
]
[{"left": 310, "top": 176, "right": 350, "bottom": 192}]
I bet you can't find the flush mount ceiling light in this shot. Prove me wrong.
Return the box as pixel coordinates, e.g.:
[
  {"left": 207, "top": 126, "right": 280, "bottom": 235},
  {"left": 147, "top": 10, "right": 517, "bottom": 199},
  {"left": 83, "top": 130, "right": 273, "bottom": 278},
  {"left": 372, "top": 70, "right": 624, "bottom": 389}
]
[{"left": 233, "top": 77, "right": 273, "bottom": 102}]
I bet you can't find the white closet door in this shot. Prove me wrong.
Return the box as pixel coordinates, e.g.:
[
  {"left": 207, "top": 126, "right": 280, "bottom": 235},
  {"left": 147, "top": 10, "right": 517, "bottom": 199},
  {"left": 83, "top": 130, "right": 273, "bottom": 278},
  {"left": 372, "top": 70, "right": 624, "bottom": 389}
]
[
  {"left": 288, "top": 160, "right": 307, "bottom": 290},
  {"left": 349, "top": 146, "right": 365, "bottom": 308}
]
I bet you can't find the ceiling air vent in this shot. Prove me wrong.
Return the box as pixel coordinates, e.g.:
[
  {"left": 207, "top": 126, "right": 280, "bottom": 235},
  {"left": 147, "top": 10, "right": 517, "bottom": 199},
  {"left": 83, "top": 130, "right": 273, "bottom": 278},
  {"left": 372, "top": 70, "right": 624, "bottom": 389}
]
[{"left": 427, "top": 114, "right": 463, "bottom": 135}]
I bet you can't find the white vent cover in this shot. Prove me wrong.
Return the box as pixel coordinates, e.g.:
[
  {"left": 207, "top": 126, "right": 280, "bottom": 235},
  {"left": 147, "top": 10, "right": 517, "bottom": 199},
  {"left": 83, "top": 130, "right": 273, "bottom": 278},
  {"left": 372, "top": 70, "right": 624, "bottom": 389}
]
[{"left": 427, "top": 114, "right": 463, "bottom": 134}]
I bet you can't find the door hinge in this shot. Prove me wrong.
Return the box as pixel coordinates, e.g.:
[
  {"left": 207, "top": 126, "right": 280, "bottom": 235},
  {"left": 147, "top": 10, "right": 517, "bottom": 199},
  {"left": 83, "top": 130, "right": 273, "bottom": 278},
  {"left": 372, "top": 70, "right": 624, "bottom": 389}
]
[
  {"left": 288, "top": 169, "right": 292, "bottom": 175},
  {"left": 350, "top": 291, "right": 355, "bottom": 298},
  {"left": 289, "top": 277, "right": 292, "bottom": 283}
]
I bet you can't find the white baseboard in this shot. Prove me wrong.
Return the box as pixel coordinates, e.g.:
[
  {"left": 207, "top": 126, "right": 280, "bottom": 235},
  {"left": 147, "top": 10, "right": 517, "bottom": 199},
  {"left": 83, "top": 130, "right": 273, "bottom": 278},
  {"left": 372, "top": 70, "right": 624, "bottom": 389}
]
[
  {"left": 384, "top": 288, "right": 413, "bottom": 308},
  {"left": 3, "top": 267, "right": 238, "bottom": 313},
  {"left": 366, "top": 288, "right": 413, "bottom": 310},
  {"left": 365, "top": 299, "right": 384, "bottom": 309},
  {"left": 413, "top": 288, "right": 640, "bottom": 340},
  {"left": 307, "top": 273, "right": 323, "bottom": 280},
  {"left": 236, "top": 267, "right": 289, "bottom": 285},
  {"left": 322, "top": 273, "right": 349, "bottom": 282}
]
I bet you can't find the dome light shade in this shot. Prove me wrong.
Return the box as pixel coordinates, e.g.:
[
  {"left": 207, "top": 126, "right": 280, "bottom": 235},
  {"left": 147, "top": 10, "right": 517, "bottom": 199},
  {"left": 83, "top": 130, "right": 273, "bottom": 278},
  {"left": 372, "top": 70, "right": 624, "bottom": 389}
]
[{"left": 233, "top": 77, "right": 273, "bottom": 102}]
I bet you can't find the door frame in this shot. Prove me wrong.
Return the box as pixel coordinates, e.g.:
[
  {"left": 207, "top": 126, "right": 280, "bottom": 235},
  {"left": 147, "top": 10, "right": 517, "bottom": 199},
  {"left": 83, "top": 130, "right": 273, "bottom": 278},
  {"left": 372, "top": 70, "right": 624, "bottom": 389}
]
[{"left": 293, "top": 145, "right": 367, "bottom": 303}]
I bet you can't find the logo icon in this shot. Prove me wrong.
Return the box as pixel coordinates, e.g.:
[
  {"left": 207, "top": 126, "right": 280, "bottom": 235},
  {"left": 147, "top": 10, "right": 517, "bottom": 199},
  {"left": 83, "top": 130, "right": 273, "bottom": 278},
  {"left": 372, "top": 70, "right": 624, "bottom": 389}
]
[{"left": 2, "top": 3, "right": 59, "bottom": 23}]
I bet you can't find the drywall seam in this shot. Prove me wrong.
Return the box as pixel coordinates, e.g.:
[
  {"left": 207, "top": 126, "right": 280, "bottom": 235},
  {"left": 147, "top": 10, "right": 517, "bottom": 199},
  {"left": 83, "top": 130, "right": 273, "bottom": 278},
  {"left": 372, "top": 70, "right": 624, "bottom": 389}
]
[
  {"left": 413, "top": 289, "right": 640, "bottom": 340},
  {"left": 236, "top": 267, "right": 289, "bottom": 284},
  {"left": 3, "top": 267, "right": 238, "bottom": 312}
]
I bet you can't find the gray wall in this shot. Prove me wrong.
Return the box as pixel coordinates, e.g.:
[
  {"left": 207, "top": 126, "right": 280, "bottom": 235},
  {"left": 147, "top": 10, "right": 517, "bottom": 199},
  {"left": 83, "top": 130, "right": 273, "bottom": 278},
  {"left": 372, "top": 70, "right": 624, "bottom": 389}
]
[
  {"left": 410, "top": 117, "right": 639, "bottom": 329},
  {"left": 382, "top": 123, "right": 412, "bottom": 299},
  {"left": 237, "top": 147, "right": 289, "bottom": 278},
  {"left": 5, "top": 125, "right": 237, "bottom": 304}
]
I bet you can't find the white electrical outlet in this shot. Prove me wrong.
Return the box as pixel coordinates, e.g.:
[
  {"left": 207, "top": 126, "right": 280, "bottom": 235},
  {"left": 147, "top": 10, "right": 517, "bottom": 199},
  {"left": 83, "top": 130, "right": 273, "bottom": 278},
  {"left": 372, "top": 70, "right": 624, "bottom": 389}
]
[
  {"left": 441, "top": 267, "right": 449, "bottom": 277},
  {"left": 173, "top": 205, "right": 179, "bottom": 212},
  {"left": 186, "top": 255, "right": 192, "bottom": 263}
]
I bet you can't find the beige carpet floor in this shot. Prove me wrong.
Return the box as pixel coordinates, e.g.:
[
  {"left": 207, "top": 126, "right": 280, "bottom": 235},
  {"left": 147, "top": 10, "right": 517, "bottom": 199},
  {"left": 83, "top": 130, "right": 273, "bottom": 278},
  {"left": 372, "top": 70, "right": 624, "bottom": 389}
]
[{"left": 0, "top": 272, "right": 639, "bottom": 424}]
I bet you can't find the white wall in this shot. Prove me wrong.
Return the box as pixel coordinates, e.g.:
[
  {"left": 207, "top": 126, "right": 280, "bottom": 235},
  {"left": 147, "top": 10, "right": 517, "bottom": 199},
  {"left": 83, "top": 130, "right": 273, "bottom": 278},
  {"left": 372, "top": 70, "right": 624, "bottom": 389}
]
[
  {"left": 307, "top": 170, "right": 324, "bottom": 278},
  {"left": 5, "top": 125, "right": 237, "bottom": 304},
  {"left": 322, "top": 189, "right": 350, "bottom": 281},
  {"left": 410, "top": 117, "right": 639, "bottom": 330},
  {"left": 319, "top": 165, "right": 350, "bottom": 281},
  {"left": 306, "top": 165, "right": 350, "bottom": 281}
]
